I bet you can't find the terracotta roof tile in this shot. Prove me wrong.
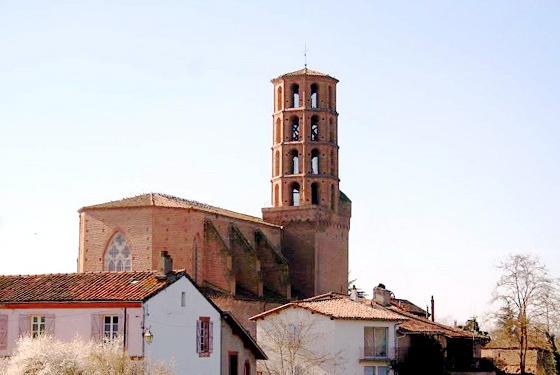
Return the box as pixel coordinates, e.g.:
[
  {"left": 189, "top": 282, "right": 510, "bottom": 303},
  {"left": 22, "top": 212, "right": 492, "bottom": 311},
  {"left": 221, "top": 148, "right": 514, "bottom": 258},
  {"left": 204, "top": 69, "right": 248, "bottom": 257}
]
[
  {"left": 251, "top": 293, "right": 405, "bottom": 321},
  {"left": 80, "top": 193, "right": 280, "bottom": 228},
  {"left": 0, "top": 271, "right": 184, "bottom": 303},
  {"left": 389, "top": 308, "right": 482, "bottom": 339},
  {"left": 274, "top": 68, "right": 338, "bottom": 82}
]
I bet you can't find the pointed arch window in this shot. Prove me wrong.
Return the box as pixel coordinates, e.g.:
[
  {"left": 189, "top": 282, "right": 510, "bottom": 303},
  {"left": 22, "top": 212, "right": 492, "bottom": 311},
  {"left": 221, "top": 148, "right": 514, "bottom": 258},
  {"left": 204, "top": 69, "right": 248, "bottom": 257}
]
[
  {"left": 328, "top": 86, "right": 333, "bottom": 109},
  {"left": 290, "top": 183, "right": 301, "bottom": 206},
  {"left": 311, "top": 149, "right": 320, "bottom": 174},
  {"left": 290, "top": 150, "right": 299, "bottom": 174},
  {"left": 310, "top": 83, "right": 319, "bottom": 108},
  {"left": 274, "top": 184, "right": 280, "bottom": 206},
  {"left": 291, "top": 117, "right": 300, "bottom": 141},
  {"left": 276, "top": 86, "right": 283, "bottom": 111},
  {"left": 291, "top": 84, "right": 300, "bottom": 108},
  {"left": 329, "top": 118, "right": 335, "bottom": 142},
  {"left": 330, "top": 184, "right": 336, "bottom": 210},
  {"left": 311, "top": 116, "right": 319, "bottom": 141},
  {"left": 275, "top": 118, "right": 281, "bottom": 143},
  {"left": 104, "top": 232, "right": 131, "bottom": 272},
  {"left": 311, "top": 183, "right": 320, "bottom": 205},
  {"left": 274, "top": 150, "right": 280, "bottom": 176}
]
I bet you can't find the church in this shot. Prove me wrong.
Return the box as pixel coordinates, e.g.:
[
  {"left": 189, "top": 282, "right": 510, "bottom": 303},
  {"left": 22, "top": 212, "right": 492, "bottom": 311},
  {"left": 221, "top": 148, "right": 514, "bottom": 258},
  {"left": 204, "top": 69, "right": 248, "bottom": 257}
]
[{"left": 77, "top": 67, "right": 352, "bottom": 334}]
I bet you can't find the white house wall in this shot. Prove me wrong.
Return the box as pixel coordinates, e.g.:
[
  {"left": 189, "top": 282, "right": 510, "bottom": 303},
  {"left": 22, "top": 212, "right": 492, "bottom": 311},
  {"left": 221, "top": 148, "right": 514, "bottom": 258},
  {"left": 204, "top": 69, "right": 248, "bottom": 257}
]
[
  {"left": 255, "top": 307, "right": 399, "bottom": 375},
  {"left": 144, "top": 277, "right": 221, "bottom": 375}
]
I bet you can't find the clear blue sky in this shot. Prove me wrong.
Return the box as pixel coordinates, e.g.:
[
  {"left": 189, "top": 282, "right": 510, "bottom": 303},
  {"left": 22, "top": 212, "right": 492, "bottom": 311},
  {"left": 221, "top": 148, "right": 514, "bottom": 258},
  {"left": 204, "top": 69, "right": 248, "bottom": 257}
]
[{"left": 1, "top": 1, "right": 559, "bottom": 326}]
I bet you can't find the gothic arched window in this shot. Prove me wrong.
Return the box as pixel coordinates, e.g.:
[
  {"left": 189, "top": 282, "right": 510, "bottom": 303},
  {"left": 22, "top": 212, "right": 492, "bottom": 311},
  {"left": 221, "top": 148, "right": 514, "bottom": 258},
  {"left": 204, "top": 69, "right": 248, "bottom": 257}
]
[
  {"left": 311, "top": 183, "right": 320, "bottom": 205},
  {"left": 311, "top": 149, "right": 320, "bottom": 174},
  {"left": 291, "top": 117, "right": 300, "bottom": 141},
  {"left": 290, "top": 150, "right": 299, "bottom": 174},
  {"left": 290, "top": 183, "right": 301, "bottom": 206},
  {"left": 275, "top": 118, "right": 281, "bottom": 143},
  {"left": 311, "top": 116, "right": 319, "bottom": 141},
  {"left": 277, "top": 86, "right": 283, "bottom": 111},
  {"left": 291, "top": 84, "right": 300, "bottom": 108},
  {"left": 104, "top": 232, "right": 131, "bottom": 272},
  {"left": 328, "top": 86, "right": 333, "bottom": 109},
  {"left": 274, "top": 150, "right": 280, "bottom": 176},
  {"left": 310, "top": 83, "right": 319, "bottom": 108}
]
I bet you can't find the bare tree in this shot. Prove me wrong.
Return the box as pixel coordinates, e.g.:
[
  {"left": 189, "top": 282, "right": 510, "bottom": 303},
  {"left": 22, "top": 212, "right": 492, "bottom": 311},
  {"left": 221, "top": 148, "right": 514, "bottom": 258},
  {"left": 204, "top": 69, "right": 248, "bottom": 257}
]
[
  {"left": 493, "top": 254, "right": 560, "bottom": 374},
  {"left": 257, "top": 315, "right": 343, "bottom": 375}
]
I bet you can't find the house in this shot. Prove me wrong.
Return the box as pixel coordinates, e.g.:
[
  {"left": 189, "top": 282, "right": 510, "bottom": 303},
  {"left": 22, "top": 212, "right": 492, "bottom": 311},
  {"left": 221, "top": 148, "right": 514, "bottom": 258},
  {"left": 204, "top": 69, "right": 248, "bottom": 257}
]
[
  {"left": 250, "top": 293, "right": 405, "bottom": 375},
  {"left": 371, "top": 284, "right": 492, "bottom": 375},
  {"left": 0, "top": 252, "right": 266, "bottom": 375}
]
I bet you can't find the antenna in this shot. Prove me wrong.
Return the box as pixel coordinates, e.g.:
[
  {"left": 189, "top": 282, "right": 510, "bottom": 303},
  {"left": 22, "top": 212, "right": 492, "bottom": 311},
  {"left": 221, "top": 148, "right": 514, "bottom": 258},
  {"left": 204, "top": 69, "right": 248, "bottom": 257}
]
[{"left": 303, "top": 43, "right": 308, "bottom": 69}]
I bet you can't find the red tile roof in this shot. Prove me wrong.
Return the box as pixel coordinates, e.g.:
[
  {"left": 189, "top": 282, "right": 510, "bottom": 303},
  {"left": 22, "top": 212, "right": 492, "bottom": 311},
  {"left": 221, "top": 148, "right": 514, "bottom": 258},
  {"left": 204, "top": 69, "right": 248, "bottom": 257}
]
[
  {"left": 273, "top": 68, "right": 339, "bottom": 82},
  {"left": 0, "top": 271, "right": 184, "bottom": 303},
  {"left": 79, "top": 193, "right": 280, "bottom": 228},
  {"left": 251, "top": 293, "right": 406, "bottom": 321},
  {"left": 389, "top": 308, "right": 482, "bottom": 339}
]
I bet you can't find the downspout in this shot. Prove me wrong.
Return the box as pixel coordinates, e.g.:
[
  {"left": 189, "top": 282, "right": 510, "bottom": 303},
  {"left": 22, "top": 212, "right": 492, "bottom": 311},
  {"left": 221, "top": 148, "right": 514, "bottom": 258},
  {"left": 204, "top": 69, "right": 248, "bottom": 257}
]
[{"left": 123, "top": 307, "right": 128, "bottom": 353}]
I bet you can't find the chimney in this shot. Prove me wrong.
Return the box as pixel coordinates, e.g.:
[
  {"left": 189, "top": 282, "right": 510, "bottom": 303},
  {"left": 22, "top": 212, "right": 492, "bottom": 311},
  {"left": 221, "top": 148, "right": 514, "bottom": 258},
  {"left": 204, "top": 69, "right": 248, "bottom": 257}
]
[
  {"left": 350, "top": 285, "right": 358, "bottom": 301},
  {"left": 159, "top": 251, "right": 173, "bottom": 276},
  {"left": 431, "top": 295, "right": 435, "bottom": 322},
  {"left": 373, "top": 283, "right": 392, "bottom": 306}
]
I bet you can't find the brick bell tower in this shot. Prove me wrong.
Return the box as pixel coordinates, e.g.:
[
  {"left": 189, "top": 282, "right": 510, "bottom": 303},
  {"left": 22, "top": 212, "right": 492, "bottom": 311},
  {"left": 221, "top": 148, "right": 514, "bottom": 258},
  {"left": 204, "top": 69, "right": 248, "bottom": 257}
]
[{"left": 262, "top": 67, "right": 352, "bottom": 298}]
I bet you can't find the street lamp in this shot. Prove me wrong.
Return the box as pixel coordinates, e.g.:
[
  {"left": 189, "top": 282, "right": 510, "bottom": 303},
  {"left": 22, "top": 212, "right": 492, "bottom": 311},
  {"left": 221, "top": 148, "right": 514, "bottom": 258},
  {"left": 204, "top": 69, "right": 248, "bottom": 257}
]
[{"left": 144, "top": 329, "right": 153, "bottom": 344}]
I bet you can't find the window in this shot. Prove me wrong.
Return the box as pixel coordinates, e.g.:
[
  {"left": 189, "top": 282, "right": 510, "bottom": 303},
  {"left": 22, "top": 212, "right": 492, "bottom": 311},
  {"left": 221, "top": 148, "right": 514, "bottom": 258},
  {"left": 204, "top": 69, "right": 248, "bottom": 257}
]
[
  {"left": 364, "top": 366, "right": 388, "bottom": 375},
  {"left": 181, "top": 292, "right": 186, "bottom": 307},
  {"left": 275, "top": 118, "right": 281, "bottom": 143},
  {"left": 330, "top": 150, "right": 335, "bottom": 174},
  {"left": 197, "top": 317, "right": 213, "bottom": 356},
  {"left": 103, "top": 316, "right": 119, "bottom": 340},
  {"left": 364, "top": 327, "right": 388, "bottom": 358},
  {"left": 311, "top": 116, "right": 319, "bottom": 141},
  {"left": 274, "top": 184, "right": 280, "bottom": 206},
  {"left": 310, "top": 83, "right": 318, "bottom": 108},
  {"left": 104, "top": 232, "right": 131, "bottom": 272},
  {"left": 311, "top": 149, "right": 320, "bottom": 174},
  {"left": 0, "top": 315, "right": 7, "bottom": 350},
  {"left": 31, "top": 316, "right": 45, "bottom": 338},
  {"left": 274, "top": 151, "right": 280, "bottom": 176},
  {"left": 244, "top": 361, "right": 251, "bottom": 375},
  {"left": 229, "top": 352, "right": 239, "bottom": 375},
  {"left": 329, "top": 118, "right": 334, "bottom": 142},
  {"left": 328, "top": 86, "right": 333, "bottom": 109},
  {"left": 290, "top": 150, "right": 299, "bottom": 174},
  {"left": 291, "top": 117, "right": 300, "bottom": 141},
  {"left": 276, "top": 86, "right": 283, "bottom": 111},
  {"left": 311, "top": 183, "right": 320, "bottom": 205},
  {"left": 291, "top": 84, "right": 299, "bottom": 108},
  {"left": 290, "top": 183, "right": 300, "bottom": 206}
]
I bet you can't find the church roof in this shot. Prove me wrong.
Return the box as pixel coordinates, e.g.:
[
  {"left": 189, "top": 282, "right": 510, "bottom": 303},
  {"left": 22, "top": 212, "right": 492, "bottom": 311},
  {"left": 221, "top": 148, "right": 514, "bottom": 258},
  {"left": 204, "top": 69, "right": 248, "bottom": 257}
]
[
  {"left": 250, "top": 293, "right": 406, "bottom": 321},
  {"left": 0, "top": 271, "right": 185, "bottom": 303},
  {"left": 273, "top": 67, "right": 339, "bottom": 82},
  {"left": 80, "top": 193, "right": 281, "bottom": 228}
]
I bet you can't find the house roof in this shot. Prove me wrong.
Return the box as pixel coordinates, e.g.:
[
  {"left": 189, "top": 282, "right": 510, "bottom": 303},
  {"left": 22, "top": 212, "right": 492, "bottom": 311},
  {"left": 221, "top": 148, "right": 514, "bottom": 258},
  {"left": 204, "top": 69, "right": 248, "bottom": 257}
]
[
  {"left": 0, "top": 270, "right": 268, "bottom": 359},
  {"left": 0, "top": 271, "right": 185, "bottom": 303},
  {"left": 390, "top": 298, "right": 427, "bottom": 316},
  {"left": 273, "top": 67, "right": 339, "bottom": 82},
  {"left": 250, "top": 293, "right": 406, "bottom": 322},
  {"left": 389, "top": 307, "right": 484, "bottom": 339},
  {"left": 79, "top": 193, "right": 281, "bottom": 228}
]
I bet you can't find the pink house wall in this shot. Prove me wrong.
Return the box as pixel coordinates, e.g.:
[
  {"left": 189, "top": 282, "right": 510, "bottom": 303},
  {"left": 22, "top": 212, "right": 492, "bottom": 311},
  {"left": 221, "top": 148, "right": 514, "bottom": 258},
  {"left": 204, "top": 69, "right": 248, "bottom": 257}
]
[{"left": 0, "top": 306, "right": 144, "bottom": 357}]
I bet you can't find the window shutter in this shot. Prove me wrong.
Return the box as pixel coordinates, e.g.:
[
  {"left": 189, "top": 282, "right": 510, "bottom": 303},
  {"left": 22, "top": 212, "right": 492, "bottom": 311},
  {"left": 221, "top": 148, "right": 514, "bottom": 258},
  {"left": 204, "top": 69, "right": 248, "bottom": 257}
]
[
  {"left": 91, "top": 314, "right": 102, "bottom": 340},
  {"left": 208, "top": 321, "right": 213, "bottom": 354},
  {"left": 18, "top": 315, "right": 30, "bottom": 337},
  {"left": 0, "top": 315, "right": 8, "bottom": 350},
  {"left": 117, "top": 314, "right": 125, "bottom": 339},
  {"left": 196, "top": 320, "right": 201, "bottom": 353},
  {"left": 45, "top": 315, "right": 55, "bottom": 336}
]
